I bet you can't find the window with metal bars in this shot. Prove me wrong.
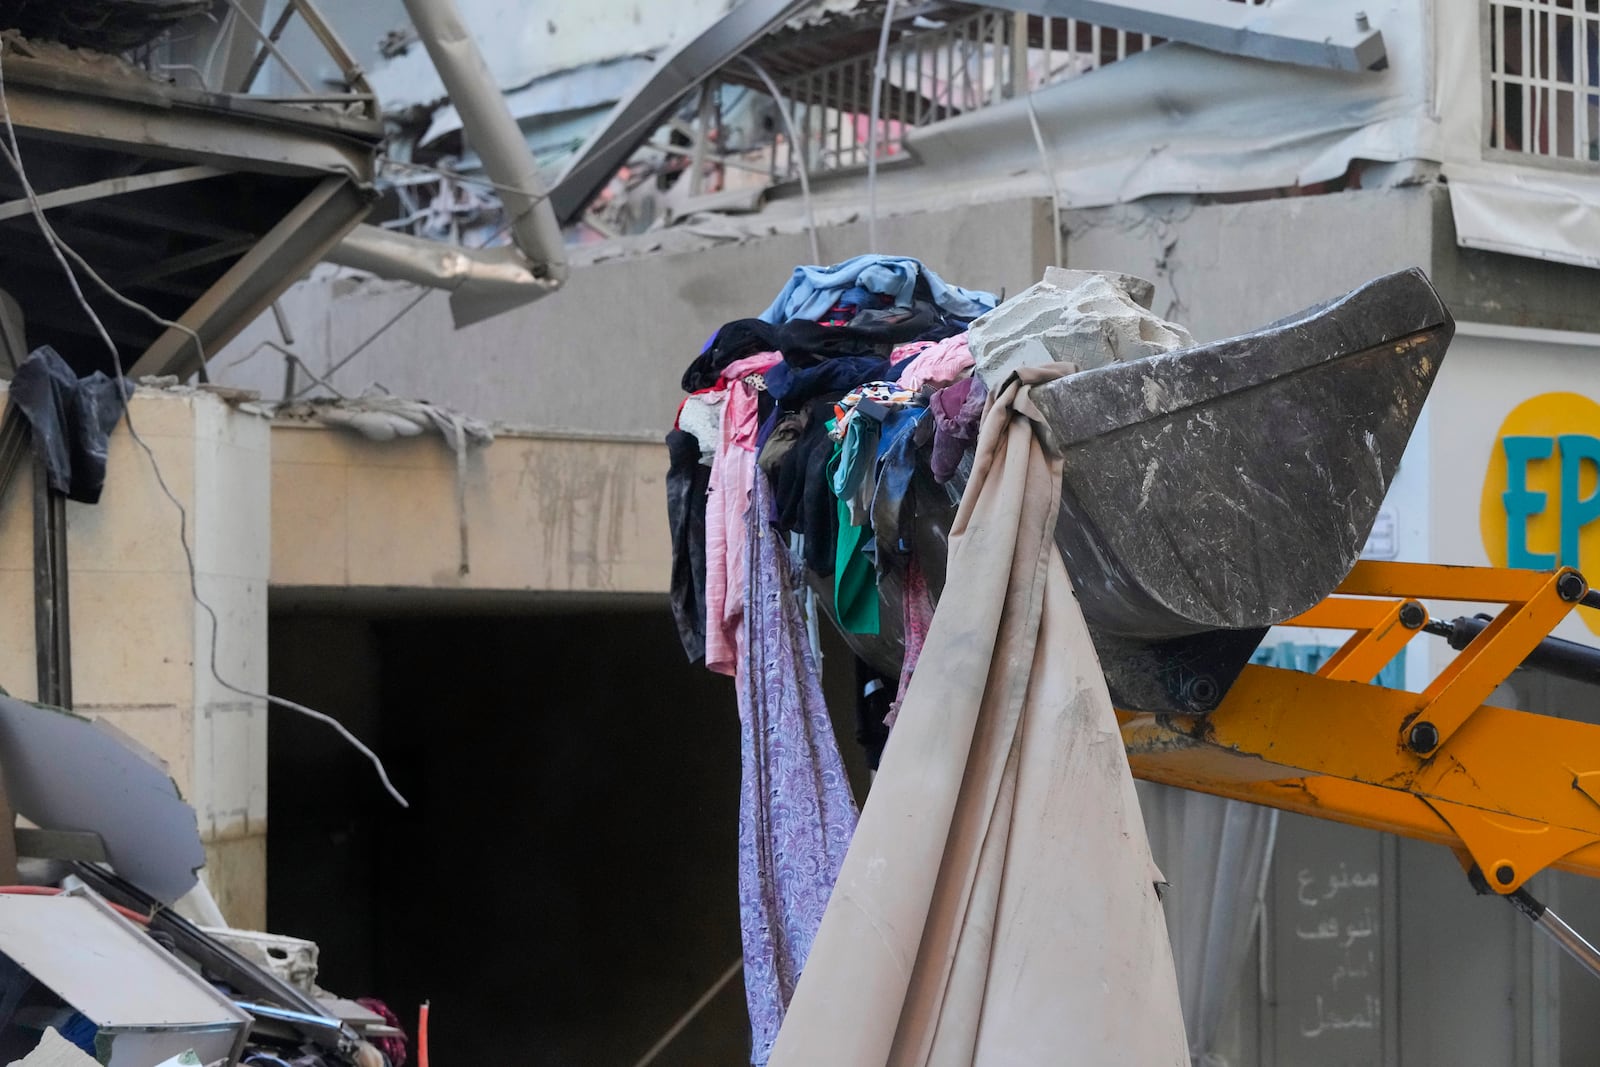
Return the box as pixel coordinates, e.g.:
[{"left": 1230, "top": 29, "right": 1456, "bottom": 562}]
[{"left": 1487, "top": 0, "right": 1600, "bottom": 162}]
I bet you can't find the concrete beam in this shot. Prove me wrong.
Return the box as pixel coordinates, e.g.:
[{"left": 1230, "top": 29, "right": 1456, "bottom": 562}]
[
  {"left": 269, "top": 423, "right": 672, "bottom": 600},
  {"left": 398, "top": 0, "right": 569, "bottom": 312},
  {"left": 325, "top": 223, "right": 558, "bottom": 329},
  {"left": 0, "top": 49, "right": 381, "bottom": 176}
]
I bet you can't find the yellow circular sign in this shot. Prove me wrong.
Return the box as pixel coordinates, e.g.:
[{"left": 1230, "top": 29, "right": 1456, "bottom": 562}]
[{"left": 1479, "top": 391, "right": 1600, "bottom": 636}]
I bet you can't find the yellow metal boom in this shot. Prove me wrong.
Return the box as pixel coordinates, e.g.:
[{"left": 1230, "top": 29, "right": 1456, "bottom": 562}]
[{"left": 1121, "top": 562, "right": 1600, "bottom": 895}]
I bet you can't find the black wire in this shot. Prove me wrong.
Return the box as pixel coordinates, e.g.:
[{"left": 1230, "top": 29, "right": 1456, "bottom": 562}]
[{"left": 0, "top": 46, "right": 409, "bottom": 807}]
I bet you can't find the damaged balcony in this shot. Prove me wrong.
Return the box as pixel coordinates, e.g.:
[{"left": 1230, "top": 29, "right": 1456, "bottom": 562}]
[{"left": 0, "top": 13, "right": 382, "bottom": 382}]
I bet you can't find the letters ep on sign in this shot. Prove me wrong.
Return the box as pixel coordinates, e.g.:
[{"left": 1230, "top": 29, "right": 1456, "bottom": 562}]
[{"left": 1480, "top": 392, "right": 1600, "bottom": 637}]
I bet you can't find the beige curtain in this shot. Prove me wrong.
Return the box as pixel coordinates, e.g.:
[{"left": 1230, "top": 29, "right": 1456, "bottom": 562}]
[{"left": 769, "top": 367, "right": 1188, "bottom": 1066}]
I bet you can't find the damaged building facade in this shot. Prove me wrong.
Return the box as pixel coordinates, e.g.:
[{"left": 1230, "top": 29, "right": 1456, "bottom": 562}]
[{"left": 1, "top": 0, "right": 1600, "bottom": 1063}]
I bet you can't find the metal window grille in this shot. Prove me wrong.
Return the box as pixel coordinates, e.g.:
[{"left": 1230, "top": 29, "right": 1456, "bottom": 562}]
[
  {"left": 1488, "top": 0, "right": 1600, "bottom": 161},
  {"left": 776, "top": 10, "right": 1156, "bottom": 180}
]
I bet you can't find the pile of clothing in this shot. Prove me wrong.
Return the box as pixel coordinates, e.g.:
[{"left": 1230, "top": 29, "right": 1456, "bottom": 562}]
[
  {"left": 663, "top": 254, "right": 1001, "bottom": 1064},
  {"left": 668, "top": 252, "right": 995, "bottom": 688}
]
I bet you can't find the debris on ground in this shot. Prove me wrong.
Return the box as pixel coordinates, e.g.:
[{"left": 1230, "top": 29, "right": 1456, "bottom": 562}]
[{"left": 0, "top": 696, "right": 408, "bottom": 1067}]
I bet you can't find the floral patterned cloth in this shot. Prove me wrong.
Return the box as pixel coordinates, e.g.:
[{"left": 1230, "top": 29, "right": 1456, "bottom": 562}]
[
  {"left": 737, "top": 473, "right": 860, "bottom": 1064},
  {"left": 827, "top": 381, "right": 924, "bottom": 441}
]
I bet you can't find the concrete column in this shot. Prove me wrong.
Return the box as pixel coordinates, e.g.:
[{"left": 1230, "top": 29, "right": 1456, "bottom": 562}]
[
  {"left": 190, "top": 395, "right": 272, "bottom": 927},
  {"left": 0, "top": 388, "right": 271, "bottom": 927}
]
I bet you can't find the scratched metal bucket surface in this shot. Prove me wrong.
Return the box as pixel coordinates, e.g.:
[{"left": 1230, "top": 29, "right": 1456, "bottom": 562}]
[
  {"left": 1032, "top": 266, "right": 1453, "bottom": 640},
  {"left": 814, "top": 268, "right": 1454, "bottom": 714}
]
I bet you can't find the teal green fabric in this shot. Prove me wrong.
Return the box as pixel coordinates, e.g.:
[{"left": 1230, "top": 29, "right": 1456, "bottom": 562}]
[
  {"left": 831, "top": 416, "right": 877, "bottom": 500},
  {"left": 829, "top": 440, "right": 880, "bottom": 634}
]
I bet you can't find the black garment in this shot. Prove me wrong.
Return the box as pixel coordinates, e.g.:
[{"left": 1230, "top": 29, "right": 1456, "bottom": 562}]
[
  {"left": 756, "top": 385, "right": 776, "bottom": 433},
  {"left": 852, "top": 303, "right": 965, "bottom": 340},
  {"left": 772, "top": 399, "right": 840, "bottom": 578},
  {"left": 681, "top": 319, "right": 781, "bottom": 392},
  {"left": 764, "top": 355, "right": 889, "bottom": 411},
  {"left": 778, "top": 301, "right": 959, "bottom": 365},
  {"left": 665, "top": 429, "right": 711, "bottom": 662},
  {"left": 854, "top": 659, "right": 895, "bottom": 770},
  {"left": 757, "top": 409, "right": 809, "bottom": 475},
  {"left": 6, "top": 346, "right": 131, "bottom": 505}
]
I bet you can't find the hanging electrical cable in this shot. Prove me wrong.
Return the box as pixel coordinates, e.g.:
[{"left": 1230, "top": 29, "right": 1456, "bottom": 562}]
[
  {"left": 865, "top": 0, "right": 899, "bottom": 254},
  {"left": 1024, "top": 88, "right": 1065, "bottom": 267},
  {"left": 0, "top": 49, "right": 410, "bottom": 808},
  {"left": 741, "top": 57, "right": 822, "bottom": 265}
]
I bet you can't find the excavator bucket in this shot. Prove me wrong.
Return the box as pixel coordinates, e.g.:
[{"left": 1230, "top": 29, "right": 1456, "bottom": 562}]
[
  {"left": 1034, "top": 267, "right": 1452, "bottom": 711},
  {"left": 823, "top": 268, "right": 1454, "bottom": 715}
]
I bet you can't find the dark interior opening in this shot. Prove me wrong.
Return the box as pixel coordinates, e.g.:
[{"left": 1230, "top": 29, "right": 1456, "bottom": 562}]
[{"left": 267, "top": 604, "right": 868, "bottom": 1066}]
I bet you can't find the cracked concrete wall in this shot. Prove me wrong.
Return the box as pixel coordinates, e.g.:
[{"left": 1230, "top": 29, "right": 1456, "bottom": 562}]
[
  {"left": 224, "top": 185, "right": 1600, "bottom": 442},
  {"left": 1063, "top": 184, "right": 1600, "bottom": 343},
  {"left": 215, "top": 198, "right": 1056, "bottom": 437},
  {"left": 1063, "top": 188, "right": 1439, "bottom": 343}
]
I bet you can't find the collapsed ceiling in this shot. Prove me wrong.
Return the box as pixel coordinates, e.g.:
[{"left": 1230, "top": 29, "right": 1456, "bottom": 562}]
[
  {"left": 0, "top": 21, "right": 381, "bottom": 380},
  {"left": 0, "top": 0, "right": 211, "bottom": 53}
]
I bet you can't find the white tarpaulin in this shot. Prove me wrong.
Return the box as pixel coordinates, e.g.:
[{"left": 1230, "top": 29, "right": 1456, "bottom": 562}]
[
  {"left": 767, "top": 366, "right": 1187, "bottom": 1066},
  {"left": 1443, "top": 163, "right": 1600, "bottom": 270}
]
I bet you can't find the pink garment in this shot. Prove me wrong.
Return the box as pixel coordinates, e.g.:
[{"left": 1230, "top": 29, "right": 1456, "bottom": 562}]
[
  {"left": 888, "top": 339, "right": 936, "bottom": 365},
  {"left": 884, "top": 557, "right": 934, "bottom": 731},
  {"left": 896, "top": 332, "right": 973, "bottom": 391},
  {"left": 703, "top": 350, "right": 783, "bottom": 676}
]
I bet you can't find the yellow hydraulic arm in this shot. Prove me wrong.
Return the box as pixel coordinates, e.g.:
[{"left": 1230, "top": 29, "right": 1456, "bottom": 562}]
[{"left": 1121, "top": 562, "right": 1600, "bottom": 896}]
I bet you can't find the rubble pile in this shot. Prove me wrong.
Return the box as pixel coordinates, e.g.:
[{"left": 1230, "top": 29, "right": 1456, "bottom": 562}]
[{"left": 0, "top": 693, "right": 410, "bottom": 1067}]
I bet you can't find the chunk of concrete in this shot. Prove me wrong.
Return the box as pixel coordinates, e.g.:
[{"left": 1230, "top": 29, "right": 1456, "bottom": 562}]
[
  {"left": 8, "top": 1029, "right": 99, "bottom": 1067},
  {"left": 969, "top": 269, "right": 1192, "bottom": 388}
]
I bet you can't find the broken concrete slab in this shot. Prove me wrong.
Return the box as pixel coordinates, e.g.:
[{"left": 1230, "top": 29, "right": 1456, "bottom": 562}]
[
  {"left": 200, "top": 928, "right": 319, "bottom": 995},
  {"left": 968, "top": 268, "right": 1192, "bottom": 388},
  {"left": 6, "top": 1027, "right": 98, "bottom": 1067}
]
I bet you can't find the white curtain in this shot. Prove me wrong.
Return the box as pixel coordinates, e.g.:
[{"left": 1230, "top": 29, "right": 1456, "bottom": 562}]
[{"left": 1139, "top": 783, "right": 1279, "bottom": 1067}]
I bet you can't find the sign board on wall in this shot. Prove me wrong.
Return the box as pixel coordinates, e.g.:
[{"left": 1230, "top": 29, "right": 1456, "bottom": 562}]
[
  {"left": 1479, "top": 391, "right": 1600, "bottom": 636},
  {"left": 1420, "top": 329, "right": 1600, "bottom": 648},
  {"left": 1268, "top": 815, "right": 1395, "bottom": 1066}
]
